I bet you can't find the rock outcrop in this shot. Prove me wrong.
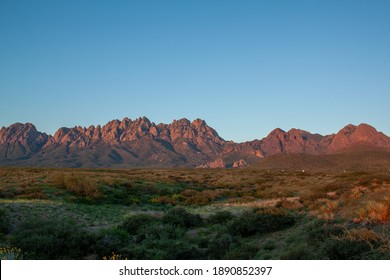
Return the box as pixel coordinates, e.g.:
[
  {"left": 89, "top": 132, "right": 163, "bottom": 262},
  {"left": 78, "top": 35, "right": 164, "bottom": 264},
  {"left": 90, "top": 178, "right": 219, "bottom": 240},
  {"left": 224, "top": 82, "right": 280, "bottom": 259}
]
[
  {"left": 196, "top": 158, "right": 226, "bottom": 169},
  {"left": 232, "top": 159, "right": 249, "bottom": 168}
]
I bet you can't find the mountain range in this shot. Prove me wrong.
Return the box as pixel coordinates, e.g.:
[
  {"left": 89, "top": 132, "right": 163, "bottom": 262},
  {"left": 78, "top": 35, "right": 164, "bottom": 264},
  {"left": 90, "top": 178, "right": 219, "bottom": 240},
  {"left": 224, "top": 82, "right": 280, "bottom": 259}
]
[{"left": 1, "top": 117, "right": 390, "bottom": 169}]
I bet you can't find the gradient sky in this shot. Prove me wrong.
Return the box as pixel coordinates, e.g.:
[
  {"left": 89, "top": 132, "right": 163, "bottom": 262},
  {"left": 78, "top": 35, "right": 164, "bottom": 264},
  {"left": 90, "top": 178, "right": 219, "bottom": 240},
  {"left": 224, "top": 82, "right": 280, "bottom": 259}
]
[{"left": 1, "top": 0, "right": 389, "bottom": 142}]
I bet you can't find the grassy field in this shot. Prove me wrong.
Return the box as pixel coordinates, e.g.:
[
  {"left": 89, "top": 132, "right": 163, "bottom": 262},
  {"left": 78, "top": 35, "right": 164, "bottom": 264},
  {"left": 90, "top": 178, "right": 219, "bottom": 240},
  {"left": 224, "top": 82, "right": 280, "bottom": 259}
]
[{"left": 0, "top": 166, "right": 390, "bottom": 260}]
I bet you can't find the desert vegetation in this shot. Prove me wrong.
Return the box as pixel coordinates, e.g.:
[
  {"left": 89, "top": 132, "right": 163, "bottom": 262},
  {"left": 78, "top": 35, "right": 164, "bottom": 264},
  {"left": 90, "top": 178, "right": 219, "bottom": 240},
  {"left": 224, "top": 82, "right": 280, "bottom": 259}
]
[{"left": 0, "top": 167, "right": 390, "bottom": 259}]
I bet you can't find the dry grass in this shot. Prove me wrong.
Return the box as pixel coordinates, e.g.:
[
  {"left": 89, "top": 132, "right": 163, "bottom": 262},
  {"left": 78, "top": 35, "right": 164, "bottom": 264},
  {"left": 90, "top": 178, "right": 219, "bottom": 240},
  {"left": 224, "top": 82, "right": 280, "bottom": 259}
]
[
  {"left": 318, "top": 199, "right": 339, "bottom": 222},
  {"left": 0, "top": 166, "right": 390, "bottom": 223},
  {"left": 355, "top": 201, "right": 389, "bottom": 224}
]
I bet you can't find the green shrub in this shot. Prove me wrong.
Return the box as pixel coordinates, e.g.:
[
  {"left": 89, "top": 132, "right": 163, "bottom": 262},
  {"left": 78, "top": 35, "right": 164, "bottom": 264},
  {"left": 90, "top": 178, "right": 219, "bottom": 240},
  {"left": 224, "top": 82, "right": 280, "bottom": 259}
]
[
  {"left": 281, "top": 246, "right": 312, "bottom": 260},
  {"left": 263, "top": 240, "right": 276, "bottom": 251},
  {"left": 93, "top": 227, "right": 130, "bottom": 258},
  {"left": 205, "top": 232, "right": 234, "bottom": 259},
  {"left": 305, "top": 220, "right": 344, "bottom": 246},
  {"left": 162, "top": 207, "right": 202, "bottom": 228},
  {"left": 223, "top": 242, "right": 259, "bottom": 259},
  {"left": 228, "top": 208, "right": 295, "bottom": 237},
  {"left": 324, "top": 227, "right": 390, "bottom": 260},
  {"left": 0, "top": 208, "right": 10, "bottom": 235},
  {"left": 136, "top": 223, "right": 186, "bottom": 242},
  {"left": 121, "top": 214, "right": 159, "bottom": 234},
  {"left": 324, "top": 238, "right": 373, "bottom": 259},
  {"left": 124, "top": 223, "right": 203, "bottom": 259},
  {"left": 123, "top": 239, "right": 203, "bottom": 260},
  {"left": 11, "top": 217, "right": 94, "bottom": 259},
  {"left": 206, "top": 211, "right": 234, "bottom": 225}
]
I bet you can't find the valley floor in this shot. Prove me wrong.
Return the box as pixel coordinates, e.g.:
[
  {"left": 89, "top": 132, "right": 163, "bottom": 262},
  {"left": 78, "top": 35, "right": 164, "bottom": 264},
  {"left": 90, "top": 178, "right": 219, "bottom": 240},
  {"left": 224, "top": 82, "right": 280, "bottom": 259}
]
[{"left": 0, "top": 167, "right": 390, "bottom": 260}]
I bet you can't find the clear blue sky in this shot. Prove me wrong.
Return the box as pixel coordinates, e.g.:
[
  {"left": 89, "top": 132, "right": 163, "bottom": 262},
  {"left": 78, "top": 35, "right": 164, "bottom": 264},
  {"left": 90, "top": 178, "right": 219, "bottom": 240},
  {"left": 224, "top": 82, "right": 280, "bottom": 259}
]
[{"left": 1, "top": 0, "right": 389, "bottom": 142}]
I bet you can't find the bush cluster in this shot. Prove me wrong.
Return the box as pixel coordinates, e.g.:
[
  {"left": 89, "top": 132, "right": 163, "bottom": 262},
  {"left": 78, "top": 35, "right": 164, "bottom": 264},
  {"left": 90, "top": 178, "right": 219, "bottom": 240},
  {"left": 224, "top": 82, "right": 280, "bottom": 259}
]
[
  {"left": 11, "top": 218, "right": 95, "bottom": 259},
  {"left": 6, "top": 206, "right": 299, "bottom": 259},
  {"left": 228, "top": 208, "right": 296, "bottom": 237},
  {"left": 0, "top": 208, "right": 11, "bottom": 241}
]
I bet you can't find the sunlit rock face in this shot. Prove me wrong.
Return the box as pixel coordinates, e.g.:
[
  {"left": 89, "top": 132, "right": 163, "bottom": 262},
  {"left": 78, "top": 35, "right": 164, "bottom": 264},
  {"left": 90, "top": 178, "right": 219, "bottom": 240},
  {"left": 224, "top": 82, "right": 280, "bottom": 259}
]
[{"left": 1, "top": 120, "right": 389, "bottom": 168}]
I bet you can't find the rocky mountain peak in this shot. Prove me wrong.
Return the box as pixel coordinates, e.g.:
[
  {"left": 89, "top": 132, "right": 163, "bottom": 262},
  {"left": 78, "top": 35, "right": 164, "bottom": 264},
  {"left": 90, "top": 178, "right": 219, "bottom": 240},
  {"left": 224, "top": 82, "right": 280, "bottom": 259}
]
[
  {"left": 119, "top": 117, "right": 131, "bottom": 129},
  {"left": 191, "top": 118, "right": 206, "bottom": 128},
  {"left": 329, "top": 123, "right": 390, "bottom": 151},
  {"left": 355, "top": 123, "right": 379, "bottom": 138},
  {"left": 268, "top": 128, "right": 286, "bottom": 136},
  {"left": 0, "top": 123, "right": 48, "bottom": 159},
  {"left": 135, "top": 116, "right": 151, "bottom": 126},
  {"left": 0, "top": 119, "right": 389, "bottom": 168},
  {"left": 105, "top": 119, "right": 121, "bottom": 128},
  {"left": 53, "top": 127, "right": 70, "bottom": 142},
  {"left": 338, "top": 124, "right": 357, "bottom": 135},
  {"left": 0, "top": 123, "right": 43, "bottom": 143},
  {"left": 172, "top": 118, "right": 191, "bottom": 127}
]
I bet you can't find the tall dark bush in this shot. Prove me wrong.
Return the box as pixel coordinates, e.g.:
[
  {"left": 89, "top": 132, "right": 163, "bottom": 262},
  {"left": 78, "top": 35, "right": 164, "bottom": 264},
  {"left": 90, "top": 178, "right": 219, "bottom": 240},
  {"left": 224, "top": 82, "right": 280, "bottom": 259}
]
[
  {"left": 162, "top": 207, "right": 202, "bottom": 228},
  {"left": 229, "top": 208, "right": 295, "bottom": 237},
  {"left": 121, "top": 214, "right": 159, "bottom": 234},
  {"left": 11, "top": 217, "right": 94, "bottom": 259}
]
